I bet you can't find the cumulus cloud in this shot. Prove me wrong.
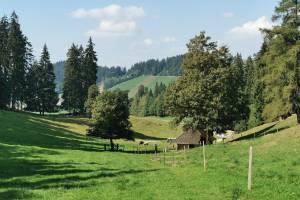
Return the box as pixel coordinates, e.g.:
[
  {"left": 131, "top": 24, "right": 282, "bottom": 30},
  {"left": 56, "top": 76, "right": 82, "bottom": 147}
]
[
  {"left": 229, "top": 16, "right": 273, "bottom": 38},
  {"left": 144, "top": 38, "right": 153, "bottom": 46},
  {"left": 223, "top": 12, "right": 234, "bottom": 18},
  {"left": 71, "top": 4, "right": 145, "bottom": 37},
  {"left": 163, "top": 36, "right": 177, "bottom": 43}
]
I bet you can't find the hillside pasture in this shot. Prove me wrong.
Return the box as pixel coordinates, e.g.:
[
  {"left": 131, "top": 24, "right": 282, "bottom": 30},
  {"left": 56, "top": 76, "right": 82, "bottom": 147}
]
[
  {"left": 110, "top": 75, "right": 178, "bottom": 97},
  {"left": 0, "top": 110, "right": 299, "bottom": 199}
]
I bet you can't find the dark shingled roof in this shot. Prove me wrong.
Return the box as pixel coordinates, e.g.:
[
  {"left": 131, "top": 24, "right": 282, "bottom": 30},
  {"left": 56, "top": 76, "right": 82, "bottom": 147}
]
[{"left": 175, "top": 130, "right": 202, "bottom": 145}]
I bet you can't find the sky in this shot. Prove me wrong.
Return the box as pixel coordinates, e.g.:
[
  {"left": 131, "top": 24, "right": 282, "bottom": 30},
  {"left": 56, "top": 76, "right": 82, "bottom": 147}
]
[{"left": 0, "top": 0, "right": 278, "bottom": 68}]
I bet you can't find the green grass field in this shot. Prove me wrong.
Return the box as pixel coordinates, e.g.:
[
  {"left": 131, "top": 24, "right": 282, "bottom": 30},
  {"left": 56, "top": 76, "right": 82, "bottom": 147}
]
[
  {"left": 0, "top": 110, "right": 299, "bottom": 199},
  {"left": 110, "top": 75, "right": 178, "bottom": 97}
]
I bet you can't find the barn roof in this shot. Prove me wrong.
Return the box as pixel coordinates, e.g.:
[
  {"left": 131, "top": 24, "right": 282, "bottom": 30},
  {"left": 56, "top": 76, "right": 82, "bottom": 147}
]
[{"left": 175, "top": 130, "right": 202, "bottom": 145}]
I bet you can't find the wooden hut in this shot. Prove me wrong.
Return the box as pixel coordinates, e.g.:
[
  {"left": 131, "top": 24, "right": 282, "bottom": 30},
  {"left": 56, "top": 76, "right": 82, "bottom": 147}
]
[{"left": 175, "top": 129, "right": 204, "bottom": 150}]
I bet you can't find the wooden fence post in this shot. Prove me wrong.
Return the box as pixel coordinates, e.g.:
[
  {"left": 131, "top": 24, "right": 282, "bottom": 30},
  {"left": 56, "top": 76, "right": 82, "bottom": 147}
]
[
  {"left": 164, "top": 147, "right": 166, "bottom": 166},
  {"left": 248, "top": 146, "right": 253, "bottom": 191},
  {"left": 202, "top": 141, "right": 206, "bottom": 171},
  {"left": 172, "top": 149, "right": 175, "bottom": 166},
  {"left": 184, "top": 145, "right": 186, "bottom": 162}
]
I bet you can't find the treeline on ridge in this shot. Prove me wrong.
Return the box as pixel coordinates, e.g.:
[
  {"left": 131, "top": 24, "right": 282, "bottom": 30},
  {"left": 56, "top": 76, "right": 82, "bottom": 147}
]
[
  {"left": 54, "top": 55, "right": 183, "bottom": 90},
  {"left": 130, "top": 82, "right": 167, "bottom": 117}
]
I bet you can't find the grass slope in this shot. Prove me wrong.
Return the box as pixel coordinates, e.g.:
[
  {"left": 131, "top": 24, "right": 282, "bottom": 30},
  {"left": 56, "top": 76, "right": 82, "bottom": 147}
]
[
  {"left": 0, "top": 110, "right": 299, "bottom": 200},
  {"left": 110, "top": 75, "right": 177, "bottom": 97}
]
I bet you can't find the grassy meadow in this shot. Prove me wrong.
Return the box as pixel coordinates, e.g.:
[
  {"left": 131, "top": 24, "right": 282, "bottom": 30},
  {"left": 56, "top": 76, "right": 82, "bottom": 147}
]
[
  {"left": 0, "top": 110, "right": 299, "bottom": 199},
  {"left": 109, "top": 75, "right": 177, "bottom": 97}
]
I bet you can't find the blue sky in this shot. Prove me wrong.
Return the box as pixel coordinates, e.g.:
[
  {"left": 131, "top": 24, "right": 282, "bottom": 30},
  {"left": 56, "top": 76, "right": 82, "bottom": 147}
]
[{"left": 1, "top": 0, "right": 278, "bottom": 67}]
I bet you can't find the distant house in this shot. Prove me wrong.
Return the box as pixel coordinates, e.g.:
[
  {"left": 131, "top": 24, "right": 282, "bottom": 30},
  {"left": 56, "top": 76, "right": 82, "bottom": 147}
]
[
  {"left": 98, "top": 82, "right": 104, "bottom": 94},
  {"left": 175, "top": 129, "right": 204, "bottom": 150}
]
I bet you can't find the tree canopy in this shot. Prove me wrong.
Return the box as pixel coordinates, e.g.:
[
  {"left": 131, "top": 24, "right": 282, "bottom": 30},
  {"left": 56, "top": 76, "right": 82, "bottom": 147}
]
[
  {"left": 165, "top": 32, "right": 234, "bottom": 142},
  {"left": 88, "top": 90, "right": 131, "bottom": 150}
]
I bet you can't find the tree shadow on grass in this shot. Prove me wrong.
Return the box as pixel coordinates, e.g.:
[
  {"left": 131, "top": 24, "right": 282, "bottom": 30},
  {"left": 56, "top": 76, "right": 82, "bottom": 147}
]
[
  {"left": 0, "top": 190, "right": 35, "bottom": 200},
  {"left": 132, "top": 131, "right": 167, "bottom": 141},
  {"left": 0, "top": 111, "right": 107, "bottom": 152},
  {"left": 0, "top": 144, "right": 160, "bottom": 199},
  {"left": 230, "top": 123, "right": 290, "bottom": 142}
]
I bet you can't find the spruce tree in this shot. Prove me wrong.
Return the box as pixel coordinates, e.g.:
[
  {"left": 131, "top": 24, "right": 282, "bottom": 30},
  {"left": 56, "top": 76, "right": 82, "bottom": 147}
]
[
  {"left": 0, "top": 16, "right": 9, "bottom": 108},
  {"left": 37, "top": 45, "right": 58, "bottom": 114},
  {"left": 7, "top": 12, "right": 28, "bottom": 109},
  {"left": 82, "top": 37, "right": 98, "bottom": 98},
  {"left": 229, "top": 54, "right": 249, "bottom": 131},
  {"left": 62, "top": 44, "right": 83, "bottom": 113},
  {"left": 260, "top": 0, "right": 300, "bottom": 123},
  {"left": 24, "top": 61, "right": 39, "bottom": 111}
]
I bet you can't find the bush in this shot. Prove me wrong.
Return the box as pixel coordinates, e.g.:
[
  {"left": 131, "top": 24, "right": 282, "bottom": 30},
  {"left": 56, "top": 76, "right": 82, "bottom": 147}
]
[{"left": 233, "top": 120, "right": 248, "bottom": 133}]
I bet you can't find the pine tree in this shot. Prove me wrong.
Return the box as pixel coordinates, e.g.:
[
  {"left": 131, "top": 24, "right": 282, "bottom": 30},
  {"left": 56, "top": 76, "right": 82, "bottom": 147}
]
[
  {"left": 62, "top": 44, "right": 83, "bottom": 113},
  {"left": 7, "top": 12, "right": 29, "bottom": 109},
  {"left": 260, "top": 0, "right": 300, "bottom": 123},
  {"left": 0, "top": 16, "right": 9, "bottom": 108},
  {"left": 244, "top": 57, "right": 264, "bottom": 128},
  {"left": 37, "top": 45, "right": 58, "bottom": 114},
  {"left": 24, "top": 61, "right": 39, "bottom": 111},
  {"left": 229, "top": 54, "right": 249, "bottom": 131},
  {"left": 82, "top": 37, "right": 98, "bottom": 100},
  {"left": 272, "top": 0, "right": 300, "bottom": 28}
]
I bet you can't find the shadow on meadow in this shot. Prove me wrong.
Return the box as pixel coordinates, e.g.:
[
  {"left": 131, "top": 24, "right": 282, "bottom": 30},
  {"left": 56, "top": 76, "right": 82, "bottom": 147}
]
[
  {"left": 132, "top": 131, "right": 167, "bottom": 141},
  {"left": 0, "top": 147, "right": 159, "bottom": 199},
  {"left": 0, "top": 111, "right": 106, "bottom": 152},
  {"left": 230, "top": 123, "right": 290, "bottom": 142},
  {"left": 0, "top": 111, "right": 160, "bottom": 199}
]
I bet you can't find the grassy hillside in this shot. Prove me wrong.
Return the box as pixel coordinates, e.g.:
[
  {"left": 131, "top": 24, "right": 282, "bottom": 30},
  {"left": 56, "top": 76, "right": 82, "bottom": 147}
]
[
  {"left": 110, "top": 75, "right": 177, "bottom": 97},
  {"left": 0, "top": 110, "right": 299, "bottom": 199}
]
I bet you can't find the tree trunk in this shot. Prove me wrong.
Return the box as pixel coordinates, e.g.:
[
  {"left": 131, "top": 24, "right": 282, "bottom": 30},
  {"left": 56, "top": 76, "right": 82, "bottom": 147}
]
[
  {"left": 296, "top": 109, "right": 300, "bottom": 124},
  {"left": 110, "top": 138, "right": 114, "bottom": 151}
]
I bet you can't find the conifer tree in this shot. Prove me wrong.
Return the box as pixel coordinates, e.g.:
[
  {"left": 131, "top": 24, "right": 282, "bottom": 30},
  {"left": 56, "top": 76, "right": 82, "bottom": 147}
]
[
  {"left": 82, "top": 37, "right": 98, "bottom": 97},
  {"left": 229, "top": 54, "right": 249, "bottom": 131},
  {"left": 37, "top": 45, "right": 58, "bottom": 114},
  {"left": 24, "top": 61, "right": 39, "bottom": 111},
  {"left": 0, "top": 16, "right": 9, "bottom": 108},
  {"left": 7, "top": 12, "right": 29, "bottom": 109},
  {"left": 260, "top": 0, "right": 300, "bottom": 123},
  {"left": 62, "top": 44, "right": 83, "bottom": 113}
]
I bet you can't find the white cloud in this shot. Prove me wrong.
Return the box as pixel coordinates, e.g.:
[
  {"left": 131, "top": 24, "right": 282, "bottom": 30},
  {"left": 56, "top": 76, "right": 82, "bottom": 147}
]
[
  {"left": 229, "top": 16, "right": 273, "bottom": 38},
  {"left": 71, "top": 4, "right": 145, "bottom": 37},
  {"left": 223, "top": 12, "right": 234, "bottom": 18},
  {"left": 163, "top": 36, "right": 177, "bottom": 43},
  {"left": 144, "top": 38, "right": 153, "bottom": 46}
]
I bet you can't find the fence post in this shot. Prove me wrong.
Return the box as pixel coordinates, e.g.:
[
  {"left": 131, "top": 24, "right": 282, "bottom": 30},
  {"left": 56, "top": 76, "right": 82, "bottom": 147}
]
[
  {"left": 164, "top": 147, "right": 166, "bottom": 166},
  {"left": 172, "top": 149, "right": 175, "bottom": 166},
  {"left": 202, "top": 141, "right": 206, "bottom": 171},
  {"left": 184, "top": 145, "right": 186, "bottom": 162},
  {"left": 248, "top": 146, "right": 253, "bottom": 191}
]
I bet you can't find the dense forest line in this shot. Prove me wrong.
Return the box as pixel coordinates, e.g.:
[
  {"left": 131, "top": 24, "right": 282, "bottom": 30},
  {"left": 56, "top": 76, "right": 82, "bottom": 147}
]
[
  {"left": 0, "top": 12, "right": 98, "bottom": 115},
  {"left": 53, "top": 55, "right": 183, "bottom": 91},
  {"left": 130, "top": 82, "right": 167, "bottom": 117},
  {"left": 0, "top": 12, "right": 58, "bottom": 114}
]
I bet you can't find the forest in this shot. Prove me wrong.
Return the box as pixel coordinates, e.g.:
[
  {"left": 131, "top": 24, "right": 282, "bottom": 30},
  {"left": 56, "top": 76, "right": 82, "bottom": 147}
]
[{"left": 1, "top": 0, "right": 300, "bottom": 135}]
